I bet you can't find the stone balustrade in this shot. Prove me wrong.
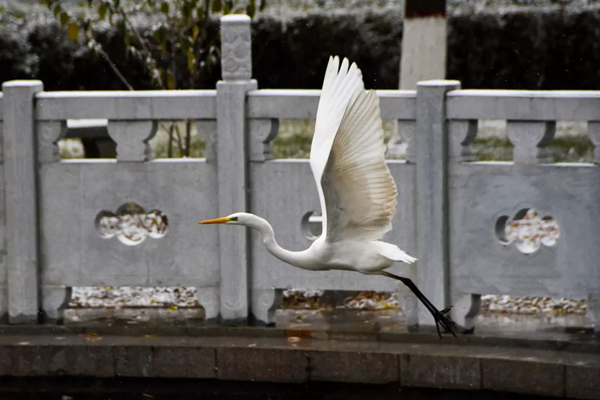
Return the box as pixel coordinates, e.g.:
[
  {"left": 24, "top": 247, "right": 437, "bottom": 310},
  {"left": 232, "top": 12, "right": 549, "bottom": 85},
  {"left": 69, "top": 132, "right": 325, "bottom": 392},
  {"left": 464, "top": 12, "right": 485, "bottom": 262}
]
[{"left": 0, "top": 15, "right": 598, "bottom": 335}]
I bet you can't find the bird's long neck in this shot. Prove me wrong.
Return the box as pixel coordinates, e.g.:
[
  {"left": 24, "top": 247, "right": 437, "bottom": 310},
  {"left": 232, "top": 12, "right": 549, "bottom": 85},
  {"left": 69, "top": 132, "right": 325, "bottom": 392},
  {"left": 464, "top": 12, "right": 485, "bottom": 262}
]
[{"left": 245, "top": 215, "right": 305, "bottom": 267}]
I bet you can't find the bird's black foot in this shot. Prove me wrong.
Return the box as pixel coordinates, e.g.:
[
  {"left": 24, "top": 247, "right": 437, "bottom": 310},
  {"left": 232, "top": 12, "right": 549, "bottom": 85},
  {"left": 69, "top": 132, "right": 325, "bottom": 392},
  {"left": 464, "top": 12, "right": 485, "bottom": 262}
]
[
  {"left": 379, "top": 271, "right": 475, "bottom": 338},
  {"left": 433, "top": 309, "right": 459, "bottom": 338},
  {"left": 440, "top": 306, "right": 452, "bottom": 315},
  {"left": 432, "top": 309, "right": 474, "bottom": 338}
]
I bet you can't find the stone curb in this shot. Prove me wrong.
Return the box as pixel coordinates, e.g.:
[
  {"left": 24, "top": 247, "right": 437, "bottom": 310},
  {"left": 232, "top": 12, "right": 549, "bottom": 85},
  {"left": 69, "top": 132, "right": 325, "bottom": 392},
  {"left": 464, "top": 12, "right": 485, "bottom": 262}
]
[{"left": 0, "top": 332, "right": 597, "bottom": 398}]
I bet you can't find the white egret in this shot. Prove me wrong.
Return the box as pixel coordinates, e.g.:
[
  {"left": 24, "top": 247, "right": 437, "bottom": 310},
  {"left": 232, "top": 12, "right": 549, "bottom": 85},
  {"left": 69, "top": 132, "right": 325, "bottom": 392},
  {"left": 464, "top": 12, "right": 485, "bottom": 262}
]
[{"left": 202, "top": 56, "right": 469, "bottom": 336}]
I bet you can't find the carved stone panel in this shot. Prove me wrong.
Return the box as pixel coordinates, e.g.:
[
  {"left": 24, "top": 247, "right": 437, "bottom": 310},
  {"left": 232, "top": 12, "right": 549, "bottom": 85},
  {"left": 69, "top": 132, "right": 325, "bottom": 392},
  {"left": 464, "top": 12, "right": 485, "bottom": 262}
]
[{"left": 220, "top": 15, "right": 252, "bottom": 81}]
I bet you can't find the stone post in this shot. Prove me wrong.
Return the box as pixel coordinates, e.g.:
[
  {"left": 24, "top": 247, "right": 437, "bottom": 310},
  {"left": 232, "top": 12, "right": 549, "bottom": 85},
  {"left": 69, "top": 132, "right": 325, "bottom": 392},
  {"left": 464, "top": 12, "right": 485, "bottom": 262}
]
[
  {"left": 415, "top": 80, "right": 460, "bottom": 328},
  {"left": 0, "top": 97, "right": 5, "bottom": 321},
  {"left": 2, "top": 80, "right": 43, "bottom": 324},
  {"left": 216, "top": 15, "right": 256, "bottom": 323}
]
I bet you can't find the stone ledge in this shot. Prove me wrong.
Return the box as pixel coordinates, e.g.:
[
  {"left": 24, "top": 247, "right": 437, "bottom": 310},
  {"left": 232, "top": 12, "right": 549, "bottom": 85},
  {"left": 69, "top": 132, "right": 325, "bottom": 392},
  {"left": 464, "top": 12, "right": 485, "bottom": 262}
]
[
  {"left": 0, "top": 325, "right": 596, "bottom": 354},
  {"left": 0, "top": 332, "right": 597, "bottom": 399}
]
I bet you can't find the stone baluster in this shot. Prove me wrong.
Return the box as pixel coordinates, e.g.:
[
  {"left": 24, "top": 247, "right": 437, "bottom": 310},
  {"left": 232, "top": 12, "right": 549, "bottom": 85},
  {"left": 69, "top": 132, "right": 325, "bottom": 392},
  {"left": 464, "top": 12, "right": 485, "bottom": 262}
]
[
  {"left": 251, "top": 288, "right": 283, "bottom": 325},
  {"left": 217, "top": 15, "right": 256, "bottom": 323},
  {"left": 587, "top": 121, "right": 600, "bottom": 164},
  {"left": 107, "top": 120, "right": 158, "bottom": 162},
  {"left": 37, "top": 121, "right": 67, "bottom": 164},
  {"left": 197, "top": 287, "right": 220, "bottom": 321},
  {"left": 197, "top": 120, "right": 218, "bottom": 163},
  {"left": 397, "top": 120, "right": 416, "bottom": 163},
  {"left": 248, "top": 119, "right": 279, "bottom": 162},
  {"left": 506, "top": 121, "right": 555, "bottom": 165},
  {"left": 0, "top": 110, "right": 4, "bottom": 320},
  {"left": 448, "top": 120, "right": 478, "bottom": 162}
]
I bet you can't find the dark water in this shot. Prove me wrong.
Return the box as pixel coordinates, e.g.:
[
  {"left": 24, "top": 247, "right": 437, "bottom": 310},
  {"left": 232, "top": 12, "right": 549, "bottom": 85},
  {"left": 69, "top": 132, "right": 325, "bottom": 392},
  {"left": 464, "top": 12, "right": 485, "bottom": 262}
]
[{"left": 0, "top": 378, "right": 567, "bottom": 400}]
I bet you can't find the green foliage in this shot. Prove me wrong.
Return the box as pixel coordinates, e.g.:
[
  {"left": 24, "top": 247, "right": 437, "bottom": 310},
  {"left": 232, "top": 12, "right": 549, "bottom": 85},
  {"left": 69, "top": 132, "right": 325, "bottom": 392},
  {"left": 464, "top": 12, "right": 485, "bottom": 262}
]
[
  {"left": 37, "top": 0, "right": 262, "bottom": 157},
  {"left": 272, "top": 120, "right": 315, "bottom": 158},
  {"left": 448, "top": 8, "right": 600, "bottom": 90},
  {"left": 38, "top": 0, "right": 246, "bottom": 91}
]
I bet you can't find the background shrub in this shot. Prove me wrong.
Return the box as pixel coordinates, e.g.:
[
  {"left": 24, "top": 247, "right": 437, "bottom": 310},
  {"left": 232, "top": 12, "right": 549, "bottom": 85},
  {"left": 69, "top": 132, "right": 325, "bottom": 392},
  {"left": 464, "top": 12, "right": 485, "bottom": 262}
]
[{"left": 2, "top": 7, "right": 600, "bottom": 90}]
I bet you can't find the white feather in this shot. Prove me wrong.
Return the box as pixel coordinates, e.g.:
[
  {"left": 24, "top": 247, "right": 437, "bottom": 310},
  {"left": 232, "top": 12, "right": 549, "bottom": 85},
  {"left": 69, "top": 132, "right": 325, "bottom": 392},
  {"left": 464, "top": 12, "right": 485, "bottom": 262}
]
[
  {"left": 310, "top": 56, "right": 364, "bottom": 235},
  {"left": 310, "top": 58, "right": 397, "bottom": 244}
]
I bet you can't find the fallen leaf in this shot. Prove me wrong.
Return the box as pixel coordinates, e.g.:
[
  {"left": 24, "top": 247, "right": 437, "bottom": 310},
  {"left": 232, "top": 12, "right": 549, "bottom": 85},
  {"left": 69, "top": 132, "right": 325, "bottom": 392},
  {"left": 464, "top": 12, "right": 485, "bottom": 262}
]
[{"left": 85, "top": 332, "right": 102, "bottom": 341}]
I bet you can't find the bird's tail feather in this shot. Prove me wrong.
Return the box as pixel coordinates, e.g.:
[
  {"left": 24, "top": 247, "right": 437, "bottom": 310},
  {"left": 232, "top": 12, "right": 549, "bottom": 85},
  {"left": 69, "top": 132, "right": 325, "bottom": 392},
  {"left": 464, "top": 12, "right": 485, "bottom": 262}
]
[{"left": 374, "top": 241, "right": 417, "bottom": 264}]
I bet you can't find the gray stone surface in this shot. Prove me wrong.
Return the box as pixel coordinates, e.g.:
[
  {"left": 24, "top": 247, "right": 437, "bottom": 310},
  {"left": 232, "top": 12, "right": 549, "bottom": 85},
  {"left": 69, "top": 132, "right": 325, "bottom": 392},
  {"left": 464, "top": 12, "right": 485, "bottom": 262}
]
[
  {"left": 217, "top": 347, "right": 308, "bottom": 382},
  {"left": 400, "top": 354, "right": 481, "bottom": 390},
  {"left": 448, "top": 163, "right": 600, "bottom": 298},
  {"left": 415, "top": 80, "right": 460, "bottom": 326},
  {"left": 152, "top": 346, "right": 216, "bottom": 378},
  {"left": 310, "top": 350, "right": 398, "bottom": 383},
  {"left": 482, "top": 357, "right": 565, "bottom": 397},
  {"left": 108, "top": 120, "right": 157, "bottom": 162},
  {"left": 0, "top": 345, "right": 114, "bottom": 377},
  {"left": 447, "top": 90, "right": 600, "bottom": 121},
  {"left": 39, "top": 161, "right": 220, "bottom": 288},
  {"left": 114, "top": 346, "right": 153, "bottom": 377},
  {"left": 36, "top": 91, "right": 216, "bottom": 120},
  {"left": 588, "top": 122, "right": 600, "bottom": 164},
  {"left": 566, "top": 364, "right": 600, "bottom": 400},
  {"left": 2, "top": 80, "right": 43, "bottom": 324},
  {"left": 507, "top": 121, "right": 555, "bottom": 164},
  {"left": 247, "top": 89, "right": 416, "bottom": 120}
]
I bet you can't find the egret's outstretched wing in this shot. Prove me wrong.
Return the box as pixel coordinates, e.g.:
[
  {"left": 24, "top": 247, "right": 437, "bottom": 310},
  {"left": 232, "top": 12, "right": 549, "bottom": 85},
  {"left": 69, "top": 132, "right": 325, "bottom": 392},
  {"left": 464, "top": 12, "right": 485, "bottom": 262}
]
[
  {"left": 310, "top": 56, "right": 364, "bottom": 234},
  {"left": 321, "top": 89, "right": 398, "bottom": 242}
]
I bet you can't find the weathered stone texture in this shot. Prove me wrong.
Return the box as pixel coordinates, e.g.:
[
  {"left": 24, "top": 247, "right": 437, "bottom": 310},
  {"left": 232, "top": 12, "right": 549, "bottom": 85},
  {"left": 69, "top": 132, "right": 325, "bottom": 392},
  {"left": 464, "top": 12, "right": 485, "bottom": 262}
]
[
  {"left": 217, "top": 348, "right": 308, "bottom": 382},
  {"left": 482, "top": 357, "right": 565, "bottom": 397},
  {"left": 566, "top": 364, "right": 600, "bottom": 400},
  {"left": 400, "top": 354, "right": 481, "bottom": 390},
  {"left": 310, "top": 351, "right": 398, "bottom": 383}
]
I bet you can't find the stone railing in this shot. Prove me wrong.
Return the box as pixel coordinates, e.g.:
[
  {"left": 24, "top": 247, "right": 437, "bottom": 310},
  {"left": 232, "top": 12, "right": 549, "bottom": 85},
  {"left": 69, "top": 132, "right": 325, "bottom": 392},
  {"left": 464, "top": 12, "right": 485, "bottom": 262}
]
[{"left": 1, "top": 15, "right": 598, "bottom": 333}]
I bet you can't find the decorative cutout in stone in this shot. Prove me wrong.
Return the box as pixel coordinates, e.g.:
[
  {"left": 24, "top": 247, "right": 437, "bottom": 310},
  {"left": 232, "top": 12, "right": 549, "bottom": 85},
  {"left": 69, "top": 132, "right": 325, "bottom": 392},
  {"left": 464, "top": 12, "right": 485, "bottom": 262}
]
[
  {"left": 301, "top": 210, "right": 322, "bottom": 241},
  {"left": 495, "top": 208, "right": 559, "bottom": 254},
  {"left": 96, "top": 202, "right": 168, "bottom": 246}
]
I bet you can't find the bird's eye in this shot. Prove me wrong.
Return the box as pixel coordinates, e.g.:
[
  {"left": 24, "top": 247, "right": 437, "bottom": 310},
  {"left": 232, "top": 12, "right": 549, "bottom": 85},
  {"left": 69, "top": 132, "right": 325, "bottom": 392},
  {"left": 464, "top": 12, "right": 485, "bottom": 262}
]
[{"left": 230, "top": 217, "right": 238, "bottom": 221}]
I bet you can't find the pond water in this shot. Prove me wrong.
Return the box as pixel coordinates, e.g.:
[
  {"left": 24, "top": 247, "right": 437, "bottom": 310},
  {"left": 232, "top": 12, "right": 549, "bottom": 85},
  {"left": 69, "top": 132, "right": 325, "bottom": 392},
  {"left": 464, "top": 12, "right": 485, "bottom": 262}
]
[{"left": 0, "top": 378, "right": 560, "bottom": 400}]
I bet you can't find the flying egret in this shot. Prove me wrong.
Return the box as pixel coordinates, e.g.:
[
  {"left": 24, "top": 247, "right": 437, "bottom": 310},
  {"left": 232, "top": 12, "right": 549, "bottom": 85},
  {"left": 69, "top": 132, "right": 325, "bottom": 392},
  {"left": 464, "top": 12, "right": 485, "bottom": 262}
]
[{"left": 202, "top": 56, "right": 469, "bottom": 337}]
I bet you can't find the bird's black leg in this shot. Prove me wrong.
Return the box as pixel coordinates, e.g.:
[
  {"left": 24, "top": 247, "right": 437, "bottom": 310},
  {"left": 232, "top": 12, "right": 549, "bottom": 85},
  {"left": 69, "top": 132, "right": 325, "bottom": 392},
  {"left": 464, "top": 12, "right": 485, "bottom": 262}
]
[{"left": 380, "top": 271, "right": 472, "bottom": 338}]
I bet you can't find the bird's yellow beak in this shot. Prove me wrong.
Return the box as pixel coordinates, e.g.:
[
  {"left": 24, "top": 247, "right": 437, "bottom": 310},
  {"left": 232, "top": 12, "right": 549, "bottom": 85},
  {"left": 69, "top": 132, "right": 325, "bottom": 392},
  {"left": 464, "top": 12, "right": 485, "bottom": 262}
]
[{"left": 199, "top": 216, "right": 231, "bottom": 225}]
